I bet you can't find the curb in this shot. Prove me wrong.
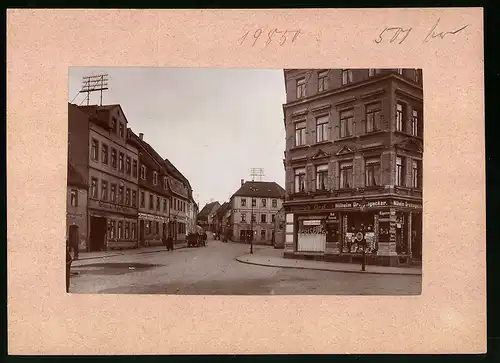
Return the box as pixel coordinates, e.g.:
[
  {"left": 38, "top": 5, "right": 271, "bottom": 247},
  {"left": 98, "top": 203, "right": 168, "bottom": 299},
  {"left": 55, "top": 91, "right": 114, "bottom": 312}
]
[
  {"left": 76, "top": 244, "right": 189, "bottom": 261},
  {"left": 235, "top": 256, "right": 422, "bottom": 276}
]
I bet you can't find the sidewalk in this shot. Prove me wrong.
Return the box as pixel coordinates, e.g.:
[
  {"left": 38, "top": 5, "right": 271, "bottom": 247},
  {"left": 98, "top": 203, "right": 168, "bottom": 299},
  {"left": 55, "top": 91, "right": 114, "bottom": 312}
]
[
  {"left": 75, "top": 242, "right": 188, "bottom": 261},
  {"left": 236, "top": 247, "right": 422, "bottom": 276}
]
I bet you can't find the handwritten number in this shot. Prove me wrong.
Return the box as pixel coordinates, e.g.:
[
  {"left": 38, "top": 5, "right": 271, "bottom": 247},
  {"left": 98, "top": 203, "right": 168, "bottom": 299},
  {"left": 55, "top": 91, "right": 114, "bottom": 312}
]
[
  {"left": 279, "top": 30, "right": 287, "bottom": 46},
  {"left": 291, "top": 30, "right": 301, "bottom": 42},
  {"left": 266, "top": 29, "right": 276, "bottom": 46},
  {"left": 252, "top": 29, "right": 262, "bottom": 47},
  {"left": 240, "top": 28, "right": 301, "bottom": 47},
  {"left": 238, "top": 31, "right": 249, "bottom": 45}
]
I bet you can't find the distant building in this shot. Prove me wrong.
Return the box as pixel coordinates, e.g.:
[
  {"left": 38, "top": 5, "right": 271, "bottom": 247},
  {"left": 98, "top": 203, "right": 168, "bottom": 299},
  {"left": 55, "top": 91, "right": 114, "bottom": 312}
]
[
  {"left": 197, "top": 201, "right": 221, "bottom": 232},
  {"left": 282, "top": 68, "right": 423, "bottom": 266},
  {"left": 213, "top": 202, "right": 231, "bottom": 237},
  {"left": 66, "top": 162, "right": 88, "bottom": 251},
  {"left": 229, "top": 179, "right": 285, "bottom": 244}
]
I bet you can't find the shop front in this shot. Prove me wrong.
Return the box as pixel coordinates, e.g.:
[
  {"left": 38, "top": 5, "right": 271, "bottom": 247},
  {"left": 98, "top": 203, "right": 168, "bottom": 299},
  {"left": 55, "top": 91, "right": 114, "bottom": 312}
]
[
  {"left": 138, "top": 212, "right": 169, "bottom": 247},
  {"left": 283, "top": 197, "right": 422, "bottom": 266}
]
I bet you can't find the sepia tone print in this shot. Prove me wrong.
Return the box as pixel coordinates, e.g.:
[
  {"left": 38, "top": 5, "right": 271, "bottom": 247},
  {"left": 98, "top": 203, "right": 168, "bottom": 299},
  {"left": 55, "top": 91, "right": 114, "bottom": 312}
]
[{"left": 66, "top": 68, "right": 423, "bottom": 295}]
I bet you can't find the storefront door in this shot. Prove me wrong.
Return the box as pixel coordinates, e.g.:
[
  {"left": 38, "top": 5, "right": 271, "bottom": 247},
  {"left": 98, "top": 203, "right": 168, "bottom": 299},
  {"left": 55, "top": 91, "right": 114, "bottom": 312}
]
[
  {"left": 411, "top": 213, "right": 422, "bottom": 260},
  {"left": 297, "top": 217, "right": 326, "bottom": 252},
  {"left": 89, "top": 216, "right": 107, "bottom": 252}
]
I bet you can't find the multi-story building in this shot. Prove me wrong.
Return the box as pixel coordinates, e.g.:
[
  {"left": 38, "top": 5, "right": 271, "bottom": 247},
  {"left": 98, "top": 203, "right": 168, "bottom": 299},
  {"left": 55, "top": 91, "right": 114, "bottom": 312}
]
[
  {"left": 164, "top": 158, "right": 191, "bottom": 242},
  {"left": 68, "top": 103, "right": 140, "bottom": 251},
  {"left": 273, "top": 206, "right": 286, "bottom": 249},
  {"left": 129, "top": 131, "right": 172, "bottom": 246},
  {"left": 186, "top": 191, "right": 199, "bottom": 234},
  {"left": 213, "top": 202, "right": 231, "bottom": 236},
  {"left": 66, "top": 162, "right": 88, "bottom": 251},
  {"left": 197, "top": 201, "right": 221, "bottom": 232},
  {"left": 282, "top": 68, "right": 423, "bottom": 266},
  {"left": 229, "top": 179, "right": 285, "bottom": 244}
]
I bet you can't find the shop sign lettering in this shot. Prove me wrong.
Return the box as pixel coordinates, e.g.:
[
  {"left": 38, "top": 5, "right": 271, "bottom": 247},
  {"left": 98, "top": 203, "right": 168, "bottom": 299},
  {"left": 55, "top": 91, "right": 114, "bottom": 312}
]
[
  {"left": 95, "top": 200, "right": 136, "bottom": 215},
  {"left": 392, "top": 200, "right": 422, "bottom": 209},
  {"left": 298, "top": 224, "right": 327, "bottom": 235}
]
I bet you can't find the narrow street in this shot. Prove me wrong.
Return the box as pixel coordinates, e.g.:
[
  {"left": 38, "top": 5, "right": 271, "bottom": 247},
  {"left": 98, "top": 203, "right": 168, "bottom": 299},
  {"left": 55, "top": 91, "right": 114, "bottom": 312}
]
[{"left": 70, "top": 236, "right": 421, "bottom": 295}]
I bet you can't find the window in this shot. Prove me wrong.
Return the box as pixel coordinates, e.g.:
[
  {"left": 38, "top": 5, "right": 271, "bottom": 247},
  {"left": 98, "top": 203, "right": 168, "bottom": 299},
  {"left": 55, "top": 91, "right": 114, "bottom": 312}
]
[
  {"left": 131, "top": 223, "right": 137, "bottom": 240},
  {"left": 412, "top": 109, "right": 420, "bottom": 136},
  {"left": 111, "top": 148, "right": 117, "bottom": 169},
  {"left": 340, "top": 109, "right": 354, "bottom": 138},
  {"left": 295, "top": 121, "right": 306, "bottom": 146},
  {"left": 90, "top": 178, "right": 98, "bottom": 199},
  {"left": 396, "top": 102, "right": 405, "bottom": 132},
  {"left": 119, "top": 152, "right": 124, "bottom": 172},
  {"left": 118, "top": 221, "right": 122, "bottom": 239},
  {"left": 101, "top": 144, "right": 108, "bottom": 164},
  {"left": 272, "top": 199, "right": 277, "bottom": 208},
  {"left": 140, "top": 165, "right": 146, "bottom": 180},
  {"left": 412, "top": 160, "right": 421, "bottom": 188},
  {"left": 316, "top": 116, "right": 329, "bottom": 143},
  {"left": 132, "top": 190, "right": 137, "bottom": 207},
  {"left": 296, "top": 77, "right": 306, "bottom": 98},
  {"left": 101, "top": 180, "right": 108, "bottom": 200},
  {"left": 126, "top": 156, "right": 131, "bottom": 175},
  {"left": 339, "top": 161, "right": 353, "bottom": 189},
  {"left": 91, "top": 139, "right": 99, "bottom": 161},
  {"left": 318, "top": 70, "right": 328, "bottom": 92},
  {"left": 261, "top": 214, "right": 267, "bottom": 223},
  {"left": 111, "top": 117, "right": 117, "bottom": 133},
  {"left": 396, "top": 68, "right": 403, "bottom": 75},
  {"left": 252, "top": 198, "right": 256, "bottom": 207},
  {"left": 261, "top": 230, "right": 266, "bottom": 240},
  {"left": 108, "top": 220, "right": 115, "bottom": 239},
  {"left": 271, "top": 214, "right": 275, "bottom": 223},
  {"left": 70, "top": 189, "right": 78, "bottom": 207},
  {"left": 118, "top": 186, "right": 124, "bottom": 204},
  {"left": 125, "top": 222, "right": 130, "bottom": 239},
  {"left": 316, "top": 164, "right": 328, "bottom": 190},
  {"left": 396, "top": 156, "right": 406, "bottom": 187},
  {"left": 146, "top": 221, "right": 151, "bottom": 234},
  {"left": 156, "top": 196, "right": 160, "bottom": 211},
  {"left": 125, "top": 188, "right": 131, "bottom": 205},
  {"left": 251, "top": 214, "right": 256, "bottom": 222},
  {"left": 149, "top": 194, "right": 154, "bottom": 210},
  {"left": 368, "top": 69, "right": 376, "bottom": 77},
  {"left": 241, "top": 213, "right": 246, "bottom": 222},
  {"left": 365, "top": 158, "right": 381, "bottom": 187},
  {"left": 119, "top": 123, "right": 124, "bottom": 138},
  {"left": 110, "top": 184, "right": 117, "bottom": 202},
  {"left": 294, "top": 168, "right": 306, "bottom": 193},
  {"left": 163, "top": 177, "right": 167, "bottom": 190},
  {"left": 140, "top": 191, "right": 145, "bottom": 207},
  {"left": 153, "top": 171, "right": 158, "bottom": 185},
  {"left": 261, "top": 198, "right": 267, "bottom": 207},
  {"left": 133, "top": 160, "right": 138, "bottom": 177},
  {"left": 341, "top": 69, "right": 353, "bottom": 85},
  {"left": 241, "top": 198, "right": 247, "bottom": 207},
  {"left": 163, "top": 198, "right": 167, "bottom": 212}
]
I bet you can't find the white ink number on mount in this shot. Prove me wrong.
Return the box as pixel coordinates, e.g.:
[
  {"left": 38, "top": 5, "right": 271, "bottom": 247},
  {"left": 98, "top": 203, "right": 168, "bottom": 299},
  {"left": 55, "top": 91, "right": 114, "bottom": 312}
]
[{"left": 238, "top": 28, "right": 302, "bottom": 47}]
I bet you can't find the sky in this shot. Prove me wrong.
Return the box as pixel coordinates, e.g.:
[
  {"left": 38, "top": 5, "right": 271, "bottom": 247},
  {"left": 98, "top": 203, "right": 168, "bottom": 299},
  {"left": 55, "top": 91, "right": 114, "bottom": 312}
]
[{"left": 68, "top": 67, "right": 287, "bottom": 209}]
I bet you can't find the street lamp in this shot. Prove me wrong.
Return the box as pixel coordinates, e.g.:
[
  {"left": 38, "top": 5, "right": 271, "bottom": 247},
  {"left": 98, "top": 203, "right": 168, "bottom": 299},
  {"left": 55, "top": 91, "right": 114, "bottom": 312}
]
[{"left": 249, "top": 184, "right": 258, "bottom": 254}]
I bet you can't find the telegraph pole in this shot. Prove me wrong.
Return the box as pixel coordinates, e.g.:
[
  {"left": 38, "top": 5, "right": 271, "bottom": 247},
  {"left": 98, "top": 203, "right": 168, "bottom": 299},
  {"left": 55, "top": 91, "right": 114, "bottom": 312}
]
[
  {"left": 249, "top": 168, "right": 265, "bottom": 181},
  {"left": 249, "top": 183, "right": 259, "bottom": 254},
  {"left": 79, "top": 74, "right": 109, "bottom": 106}
]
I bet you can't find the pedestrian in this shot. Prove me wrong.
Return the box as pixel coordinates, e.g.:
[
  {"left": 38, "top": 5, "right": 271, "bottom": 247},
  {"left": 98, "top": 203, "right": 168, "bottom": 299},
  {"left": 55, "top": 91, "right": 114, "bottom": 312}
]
[
  {"left": 69, "top": 227, "right": 79, "bottom": 260},
  {"left": 162, "top": 233, "right": 168, "bottom": 250},
  {"left": 167, "top": 234, "right": 174, "bottom": 251},
  {"left": 66, "top": 238, "right": 73, "bottom": 293}
]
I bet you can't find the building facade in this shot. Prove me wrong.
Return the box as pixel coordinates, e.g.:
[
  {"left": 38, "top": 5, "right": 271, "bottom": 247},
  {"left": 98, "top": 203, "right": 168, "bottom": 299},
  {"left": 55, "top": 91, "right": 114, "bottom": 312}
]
[
  {"left": 229, "top": 180, "right": 285, "bottom": 244},
  {"left": 186, "top": 193, "right": 199, "bottom": 234},
  {"left": 70, "top": 103, "right": 140, "bottom": 251},
  {"left": 282, "top": 68, "right": 423, "bottom": 266},
  {"left": 164, "top": 158, "right": 191, "bottom": 242},
  {"left": 273, "top": 206, "right": 286, "bottom": 248},
  {"left": 213, "top": 202, "right": 231, "bottom": 236},
  {"left": 66, "top": 162, "right": 88, "bottom": 251},
  {"left": 197, "top": 201, "right": 221, "bottom": 232}
]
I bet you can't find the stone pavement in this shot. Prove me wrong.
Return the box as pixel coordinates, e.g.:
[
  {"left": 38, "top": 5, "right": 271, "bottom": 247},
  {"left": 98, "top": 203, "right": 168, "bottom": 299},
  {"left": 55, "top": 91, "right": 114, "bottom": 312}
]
[
  {"left": 236, "top": 247, "right": 422, "bottom": 276},
  {"left": 74, "top": 242, "right": 188, "bottom": 262}
]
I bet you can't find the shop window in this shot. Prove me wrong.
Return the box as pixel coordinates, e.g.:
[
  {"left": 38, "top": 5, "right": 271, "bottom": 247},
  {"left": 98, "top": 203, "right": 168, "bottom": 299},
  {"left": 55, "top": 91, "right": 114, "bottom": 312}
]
[
  {"left": 365, "top": 157, "right": 381, "bottom": 187},
  {"left": 133, "top": 160, "right": 138, "bottom": 177},
  {"left": 241, "top": 198, "right": 247, "bottom": 207},
  {"left": 91, "top": 138, "right": 99, "bottom": 161},
  {"left": 118, "top": 221, "right": 123, "bottom": 239},
  {"left": 296, "top": 77, "right": 306, "bottom": 99},
  {"left": 341, "top": 69, "right": 353, "bottom": 85},
  {"left": 70, "top": 189, "right": 78, "bottom": 207},
  {"left": 126, "top": 156, "right": 131, "bottom": 175},
  {"left": 241, "top": 213, "right": 246, "bottom": 222},
  {"left": 316, "top": 115, "right": 329, "bottom": 143},
  {"left": 316, "top": 164, "right": 328, "bottom": 190},
  {"left": 261, "top": 214, "right": 267, "bottom": 223},
  {"left": 339, "top": 161, "right": 353, "bottom": 189},
  {"left": 396, "top": 156, "right": 406, "bottom": 187},
  {"left": 261, "top": 198, "right": 267, "bottom": 207},
  {"left": 149, "top": 194, "right": 154, "bottom": 210},
  {"left": 396, "top": 102, "right": 405, "bottom": 132},
  {"left": 272, "top": 199, "right": 277, "bottom": 208},
  {"left": 90, "top": 178, "right": 98, "bottom": 199},
  {"left": 261, "top": 230, "right": 266, "bottom": 240},
  {"left": 125, "top": 222, "right": 130, "bottom": 239},
  {"left": 366, "top": 103, "right": 381, "bottom": 133},
  {"left": 101, "top": 144, "right": 109, "bottom": 164},
  {"left": 118, "top": 186, "right": 124, "bottom": 204},
  {"left": 339, "top": 109, "right": 354, "bottom": 138},
  {"left": 294, "top": 167, "right": 306, "bottom": 193},
  {"left": 101, "top": 180, "right": 108, "bottom": 201},
  {"left": 146, "top": 221, "right": 151, "bottom": 234},
  {"left": 131, "top": 223, "right": 136, "bottom": 239},
  {"left": 156, "top": 221, "right": 159, "bottom": 235},
  {"left": 110, "top": 184, "right": 117, "bottom": 202},
  {"left": 132, "top": 191, "right": 137, "bottom": 207},
  {"left": 125, "top": 188, "right": 130, "bottom": 205},
  {"left": 318, "top": 70, "right": 328, "bottom": 92},
  {"left": 295, "top": 121, "right": 306, "bottom": 146}
]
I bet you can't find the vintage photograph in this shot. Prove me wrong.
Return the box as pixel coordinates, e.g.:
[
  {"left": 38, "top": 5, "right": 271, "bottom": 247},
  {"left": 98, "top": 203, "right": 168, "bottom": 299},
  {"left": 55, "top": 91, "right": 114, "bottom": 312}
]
[{"left": 66, "top": 67, "right": 423, "bottom": 295}]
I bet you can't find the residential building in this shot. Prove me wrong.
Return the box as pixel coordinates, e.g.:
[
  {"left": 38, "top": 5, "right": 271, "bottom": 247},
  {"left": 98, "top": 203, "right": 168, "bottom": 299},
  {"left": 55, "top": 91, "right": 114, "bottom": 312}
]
[
  {"left": 197, "top": 201, "right": 221, "bottom": 232},
  {"left": 282, "top": 68, "right": 423, "bottom": 266},
  {"left": 68, "top": 103, "right": 140, "bottom": 251},
  {"left": 186, "top": 192, "right": 199, "bottom": 234},
  {"left": 213, "top": 202, "right": 231, "bottom": 237},
  {"left": 229, "top": 179, "right": 285, "bottom": 244},
  {"left": 66, "top": 162, "right": 88, "bottom": 251},
  {"left": 164, "top": 158, "right": 191, "bottom": 242},
  {"left": 129, "top": 131, "right": 172, "bottom": 247}
]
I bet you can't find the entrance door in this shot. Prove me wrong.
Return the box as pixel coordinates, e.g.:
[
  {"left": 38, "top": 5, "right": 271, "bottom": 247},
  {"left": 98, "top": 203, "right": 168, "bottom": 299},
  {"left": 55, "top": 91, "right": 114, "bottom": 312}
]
[
  {"left": 139, "top": 220, "right": 145, "bottom": 246},
  {"left": 89, "top": 216, "right": 107, "bottom": 252},
  {"left": 162, "top": 222, "right": 167, "bottom": 239},
  {"left": 411, "top": 213, "right": 422, "bottom": 260}
]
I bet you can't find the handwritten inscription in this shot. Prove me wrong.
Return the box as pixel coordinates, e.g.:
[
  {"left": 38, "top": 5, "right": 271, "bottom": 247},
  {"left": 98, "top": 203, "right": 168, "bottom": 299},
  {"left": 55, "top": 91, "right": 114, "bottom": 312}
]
[
  {"left": 238, "top": 28, "right": 302, "bottom": 47},
  {"left": 374, "top": 18, "right": 469, "bottom": 45}
]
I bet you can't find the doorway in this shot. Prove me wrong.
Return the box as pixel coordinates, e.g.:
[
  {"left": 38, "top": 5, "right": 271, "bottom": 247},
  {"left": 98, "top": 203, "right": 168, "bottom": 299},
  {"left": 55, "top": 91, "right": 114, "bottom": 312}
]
[
  {"left": 411, "top": 212, "right": 422, "bottom": 260},
  {"left": 162, "top": 222, "right": 167, "bottom": 239},
  {"left": 139, "top": 220, "right": 145, "bottom": 246},
  {"left": 89, "top": 216, "right": 107, "bottom": 252}
]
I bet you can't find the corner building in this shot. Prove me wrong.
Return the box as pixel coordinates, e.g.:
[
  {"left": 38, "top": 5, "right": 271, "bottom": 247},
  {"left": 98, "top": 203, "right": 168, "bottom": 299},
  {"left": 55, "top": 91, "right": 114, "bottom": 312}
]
[{"left": 282, "top": 69, "right": 423, "bottom": 266}]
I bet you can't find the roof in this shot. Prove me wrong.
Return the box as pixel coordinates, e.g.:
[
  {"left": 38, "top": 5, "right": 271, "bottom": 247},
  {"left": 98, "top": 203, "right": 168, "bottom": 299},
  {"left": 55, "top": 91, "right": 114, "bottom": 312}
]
[
  {"left": 215, "top": 202, "right": 230, "bottom": 217},
  {"left": 198, "top": 201, "right": 221, "bottom": 219},
  {"left": 67, "top": 162, "right": 87, "bottom": 188},
  {"left": 232, "top": 181, "right": 285, "bottom": 199}
]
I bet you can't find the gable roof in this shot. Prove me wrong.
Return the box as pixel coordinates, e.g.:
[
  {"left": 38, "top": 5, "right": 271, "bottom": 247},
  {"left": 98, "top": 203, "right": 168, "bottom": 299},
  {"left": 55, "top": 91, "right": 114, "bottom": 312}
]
[
  {"left": 232, "top": 181, "right": 285, "bottom": 199},
  {"left": 67, "top": 162, "right": 87, "bottom": 188},
  {"left": 77, "top": 104, "right": 129, "bottom": 124},
  {"left": 215, "top": 202, "right": 230, "bottom": 216},
  {"left": 198, "top": 201, "right": 221, "bottom": 219}
]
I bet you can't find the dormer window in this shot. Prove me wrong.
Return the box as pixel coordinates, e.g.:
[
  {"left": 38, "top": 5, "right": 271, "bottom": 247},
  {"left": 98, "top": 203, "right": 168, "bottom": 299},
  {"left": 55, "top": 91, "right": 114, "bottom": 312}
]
[
  {"left": 153, "top": 171, "right": 158, "bottom": 185},
  {"left": 140, "top": 165, "right": 146, "bottom": 180}
]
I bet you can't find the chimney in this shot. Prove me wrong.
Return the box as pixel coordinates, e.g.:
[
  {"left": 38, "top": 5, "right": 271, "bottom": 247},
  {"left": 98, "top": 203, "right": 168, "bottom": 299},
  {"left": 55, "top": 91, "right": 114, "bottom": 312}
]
[
  {"left": 241, "top": 179, "right": 244, "bottom": 187},
  {"left": 139, "top": 133, "right": 144, "bottom": 140}
]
